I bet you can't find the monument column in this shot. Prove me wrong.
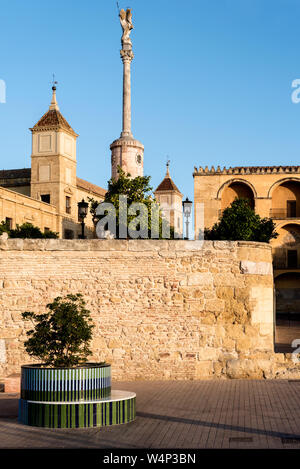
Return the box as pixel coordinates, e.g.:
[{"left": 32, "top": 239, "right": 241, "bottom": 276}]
[
  {"left": 121, "top": 47, "right": 134, "bottom": 138},
  {"left": 110, "top": 8, "right": 144, "bottom": 180}
]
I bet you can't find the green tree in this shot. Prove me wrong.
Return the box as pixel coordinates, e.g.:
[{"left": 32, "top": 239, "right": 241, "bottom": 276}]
[
  {"left": 91, "top": 167, "right": 177, "bottom": 239},
  {"left": 0, "top": 220, "right": 10, "bottom": 235},
  {"left": 9, "top": 222, "right": 58, "bottom": 239},
  {"left": 204, "top": 198, "right": 278, "bottom": 242},
  {"left": 21, "top": 294, "right": 95, "bottom": 367}
]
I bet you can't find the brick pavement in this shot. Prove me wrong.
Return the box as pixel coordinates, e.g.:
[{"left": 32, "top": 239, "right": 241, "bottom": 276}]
[{"left": 1, "top": 380, "right": 300, "bottom": 449}]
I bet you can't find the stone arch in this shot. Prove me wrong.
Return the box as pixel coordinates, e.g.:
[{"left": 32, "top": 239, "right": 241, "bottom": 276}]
[
  {"left": 272, "top": 223, "right": 300, "bottom": 270},
  {"left": 275, "top": 272, "right": 300, "bottom": 319},
  {"left": 274, "top": 271, "right": 300, "bottom": 352},
  {"left": 268, "top": 177, "right": 300, "bottom": 198},
  {"left": 217, "top": 178, "right": 258, "bottom": 200},
  {"left": 218, "top": 179, "right": 256, "bottom": 211},
  {"left": 270, "top": 179, "right": 300, "bottom": 219},
  {"left": 275, "top": 220, "right": 300, "bottom": 231}
]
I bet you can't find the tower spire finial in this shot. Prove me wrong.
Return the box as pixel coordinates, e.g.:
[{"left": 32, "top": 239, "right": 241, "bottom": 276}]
[
  {"left": 49, "top": 74, "right": 59, "bottom": 111},
  {"left": 166, "top": 158, "right": 170, "bottom": 177}
]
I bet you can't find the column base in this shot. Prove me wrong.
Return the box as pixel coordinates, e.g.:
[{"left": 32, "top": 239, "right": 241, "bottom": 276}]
[{"left": 19, "top": 390, "right": 136, "bottom": 428}]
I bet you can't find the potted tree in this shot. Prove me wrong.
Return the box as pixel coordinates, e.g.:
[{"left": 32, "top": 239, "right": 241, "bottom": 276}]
[{"left": 18, "top": 294, "right": 135, "bottom": 428}]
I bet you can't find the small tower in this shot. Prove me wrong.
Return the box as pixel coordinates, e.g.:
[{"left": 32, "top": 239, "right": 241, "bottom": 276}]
[
  {"left": 110, "top": 8, "right": 144, "bottom": 179},
  {"left": 30, "top": 84, "right": 78, "bottom": 232},
  {"left": 154, "top": 162, "right": 183, "bottom": 236}
]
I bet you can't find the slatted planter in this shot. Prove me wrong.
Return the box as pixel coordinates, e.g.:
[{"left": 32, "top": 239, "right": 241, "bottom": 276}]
[{"left": 18, "top": 363, "right": 136, "bottom": 428}]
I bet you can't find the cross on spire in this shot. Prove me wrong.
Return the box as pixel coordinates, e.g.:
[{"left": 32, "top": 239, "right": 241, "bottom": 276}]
[
  {"left": 52, "top": 74, "right": 58, "bottom": 90},
  {"left": 49, "top": 75, "right": 59, "bottom": 111},
  {"left": 166, "top": 158, "right": 170, "bottom": 177}
]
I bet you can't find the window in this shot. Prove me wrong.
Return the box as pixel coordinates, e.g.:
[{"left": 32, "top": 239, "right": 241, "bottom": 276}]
[
  {"left": 287, "top": 200, "right": 296, "bottom": 218},
  {"left": 41, "top": 194, "right": 50, "bottom": 204},
  {"left": 5, "top": 217, "right": 12, "bottom": 229},
  {"left": 66, "top": 196, "right": 71, "bottom": 214},
  {"left": 64, "top": 229, "right": 74, "bottom": 239},
  {"left": 287, "top": 250, "right": 298, "bottom": 268},
  {"left": 44, "top": 227, "right": 50, "bottom": 233}
]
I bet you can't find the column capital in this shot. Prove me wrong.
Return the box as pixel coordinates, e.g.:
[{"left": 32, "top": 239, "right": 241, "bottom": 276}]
[{"left": 120, "top": 48, "right": 134, "bottom": 64}]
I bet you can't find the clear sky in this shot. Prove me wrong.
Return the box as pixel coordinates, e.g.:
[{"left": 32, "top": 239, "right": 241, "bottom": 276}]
[{"left": 1, "top": 0, "right": 300, "bottom": 204}]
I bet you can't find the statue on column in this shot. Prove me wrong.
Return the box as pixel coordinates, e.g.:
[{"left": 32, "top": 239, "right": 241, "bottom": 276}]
[{"left": 119, "top": 8, "right": 133, "bottom": 45}]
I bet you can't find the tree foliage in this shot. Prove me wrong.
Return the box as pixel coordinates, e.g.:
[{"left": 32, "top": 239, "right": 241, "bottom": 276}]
[
  {"left": 204, "top": 198, "right": 278, "bottom": 243},
  {"left": 21, "top": 294, "right": 95, "bottom": 367},
  {"left": 6, "top": 222, "right": 58, "bottom": 239},
  {"left": 91, "top": 167, "right": 177, "bottom": 239},
  {"left": 0, "top": 220, "right": 10, "bottom": 235}
]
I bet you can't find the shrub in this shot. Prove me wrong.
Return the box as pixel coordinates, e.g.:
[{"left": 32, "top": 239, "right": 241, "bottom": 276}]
[
  {"left": 8, "top": 222, "right": 58, "bottom": 239},
  {"left": 204, "top": 198, "right": 278, "bottom": 243},
  {"left": 0, "top": 220, "right": 10, "bottom": 235},
  {"left": 21, "top": 294, "right": 95, "bottom": 367}
]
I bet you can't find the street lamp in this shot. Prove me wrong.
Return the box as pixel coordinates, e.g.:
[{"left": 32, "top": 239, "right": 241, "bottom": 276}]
[
  {"left": 78, "top": 199, "right": 89, "bottom": 239},
  {"left": 182, "top": 197, "right": 193, "bottom": 240}
]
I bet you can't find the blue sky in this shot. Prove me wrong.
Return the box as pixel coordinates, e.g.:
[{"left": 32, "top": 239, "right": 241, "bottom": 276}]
[{"left": 1, "top": 0, "right": 300, "bottom": 203}]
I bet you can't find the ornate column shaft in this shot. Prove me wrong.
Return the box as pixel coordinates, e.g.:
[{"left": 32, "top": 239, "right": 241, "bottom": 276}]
[
  {"left": 110, "top": 8, "right": 144, "bottom": 180},
  {"left": 121, "top": 47, "right": 134, "bottom": 138}
]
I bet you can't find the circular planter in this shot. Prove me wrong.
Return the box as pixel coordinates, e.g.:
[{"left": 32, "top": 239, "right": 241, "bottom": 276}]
[
  {"left": 18, "top": 363, "right": 136, "bottom": 428},
  {"left": 20, "top": 363, "right": 111, "bottom": 402}
]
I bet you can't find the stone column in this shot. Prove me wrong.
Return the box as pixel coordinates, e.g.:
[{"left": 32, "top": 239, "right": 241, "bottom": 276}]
[
  {"left": 110, "top": 10, "right": 144, "bottom": 180},
  {"left": 120, "top": 45, "right": 134, "bottom": 138}
]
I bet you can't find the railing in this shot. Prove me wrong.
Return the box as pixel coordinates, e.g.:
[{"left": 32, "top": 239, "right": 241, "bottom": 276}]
[
  {"left": 273, "top": 261, "right": 300, "bottom": 270},
  {"left": 269, "top": 209, "right": 299, "bottom": 219}
]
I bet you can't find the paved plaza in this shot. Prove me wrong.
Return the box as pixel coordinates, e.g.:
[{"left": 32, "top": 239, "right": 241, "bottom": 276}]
[{"left": 1, "top": 379, "right": 300, "bottom": 449}]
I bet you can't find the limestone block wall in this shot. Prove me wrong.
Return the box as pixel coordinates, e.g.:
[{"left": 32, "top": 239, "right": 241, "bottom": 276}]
[
  {"left": 0, "top": 238, "right": 299, "bottom": 380},
  {"left": 0, "top": 186, "right": 59, "bottom": 232}
]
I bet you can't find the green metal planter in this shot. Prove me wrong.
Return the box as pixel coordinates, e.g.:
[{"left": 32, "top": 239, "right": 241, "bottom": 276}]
[{"left": 18, "top": 363, "right": 136, "bottom": 428}]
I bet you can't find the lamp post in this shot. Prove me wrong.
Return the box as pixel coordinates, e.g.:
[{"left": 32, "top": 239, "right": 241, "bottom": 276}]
[
  {"left": 182, "top": 197, "right": 193, "bottom": 240},
  {"left": 78, "top": 199, "right": 89, "bottom": 239}
]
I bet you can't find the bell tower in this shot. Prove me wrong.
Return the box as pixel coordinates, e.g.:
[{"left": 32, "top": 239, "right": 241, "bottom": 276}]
[
  {"left": 110, "top": 8, "right": 144, "bottom": 179},
  {"left": 155, "top": 162, "right": 183, "bottom": 236},
  {"left": 30, "top": 85, "right": 78, "bottom": 228}
]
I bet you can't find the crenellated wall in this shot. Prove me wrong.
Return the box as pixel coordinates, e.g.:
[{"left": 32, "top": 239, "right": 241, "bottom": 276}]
[{"left": 0, "top": 238, "right": 299, "bottom": 380}]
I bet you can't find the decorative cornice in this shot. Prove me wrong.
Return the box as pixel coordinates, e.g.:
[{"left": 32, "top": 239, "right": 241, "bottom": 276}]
[
  {"left": 193, "top": 165, "right": 300, "bottom": 176},
  {"left": 110, "top": 137, "right": 144, "bottom": 150},
  {"left": 30, "top": 126, "right": 78, "bottom": 138}
]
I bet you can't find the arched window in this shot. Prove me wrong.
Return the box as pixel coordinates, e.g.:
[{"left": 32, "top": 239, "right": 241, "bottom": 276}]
[
  {"left": 271, "top": 181, "right": 300, "bottom": 219},
  {"left": 221, "top": 181, "right": 255, "bottom": 211}
]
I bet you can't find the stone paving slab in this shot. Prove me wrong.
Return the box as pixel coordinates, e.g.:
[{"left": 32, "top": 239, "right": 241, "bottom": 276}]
[{"left": 1, "top": 380, "right": 300, "bottom": 449}]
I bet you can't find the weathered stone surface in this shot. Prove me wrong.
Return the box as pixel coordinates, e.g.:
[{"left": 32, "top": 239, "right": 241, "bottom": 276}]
[
  {"left": 0, "top": 340, "right": 6, "bottom": 364},
  {"left": 240, "top": 260, "right": 272, "bottom": 275},
  {"left": 0, "top": 239, "right": 297, "bottom": 380}
]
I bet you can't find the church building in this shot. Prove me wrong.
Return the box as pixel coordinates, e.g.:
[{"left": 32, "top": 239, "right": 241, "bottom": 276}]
[{"left": 0, "top": 85, "right": 106, "bottom": 239}]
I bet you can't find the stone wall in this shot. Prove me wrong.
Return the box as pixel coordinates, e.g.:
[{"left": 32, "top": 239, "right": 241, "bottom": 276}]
[
  {"left": 0, "top": 238, "right": 299, "bottom": 380},
  {"left": 0, "top": 185, "right": 59, "bottom": 233}
]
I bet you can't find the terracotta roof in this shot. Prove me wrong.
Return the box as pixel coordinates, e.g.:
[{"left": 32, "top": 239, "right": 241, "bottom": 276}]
[
  {"left": 0, "top": 168, "right": 31, "bottom": 179},
  {"left": 76, "top": 177, "right": 106, "bottom": 198},
  {"left": 0, "top": 169, "right": 105, "bottom": 198},
  {"left": 155, "top": 176, "right": 182, "bottom": 194},
  {"left": 31, "top": 109, "right": 78, "bottom": 136}
]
